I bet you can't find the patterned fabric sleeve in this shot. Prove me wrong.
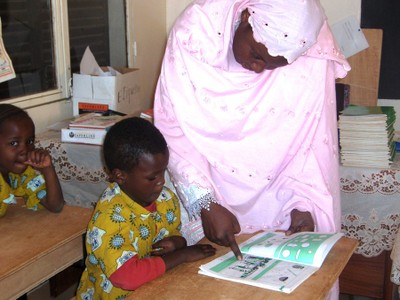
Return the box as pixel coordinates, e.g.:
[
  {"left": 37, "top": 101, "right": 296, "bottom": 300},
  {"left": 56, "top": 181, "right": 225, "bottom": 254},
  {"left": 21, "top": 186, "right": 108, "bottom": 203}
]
[
  {"left": 8, "top": 166, "right": 46, "bottom": 211},
  {"left": 0, "top": 173, "right": 16, "bottom": 217}
]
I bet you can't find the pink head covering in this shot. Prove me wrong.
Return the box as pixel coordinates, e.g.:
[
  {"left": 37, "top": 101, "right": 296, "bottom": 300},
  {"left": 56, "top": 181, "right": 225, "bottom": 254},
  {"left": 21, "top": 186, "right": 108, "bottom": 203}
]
[{"left": 246, "top": 0, "right": 326, "bottom": 63}]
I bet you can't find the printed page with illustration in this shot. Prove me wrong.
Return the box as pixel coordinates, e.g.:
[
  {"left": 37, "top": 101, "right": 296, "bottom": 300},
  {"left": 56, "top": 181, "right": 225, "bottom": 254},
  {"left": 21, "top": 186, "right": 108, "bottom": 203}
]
[{"left": 199, "top": 231, "right": 343, "bottom": 293}]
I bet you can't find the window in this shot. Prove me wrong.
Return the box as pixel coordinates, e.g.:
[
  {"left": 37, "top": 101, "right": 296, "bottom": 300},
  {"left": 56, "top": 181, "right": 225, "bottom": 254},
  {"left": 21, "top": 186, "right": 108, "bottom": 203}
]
[{"left": 0, "top": 0, "right": 129, "bottom": 108}]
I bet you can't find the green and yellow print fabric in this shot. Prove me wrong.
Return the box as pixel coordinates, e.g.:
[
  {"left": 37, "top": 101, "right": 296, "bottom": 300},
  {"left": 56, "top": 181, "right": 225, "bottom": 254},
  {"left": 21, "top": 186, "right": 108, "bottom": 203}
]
[
  {"left": 0, "top": 166, "right": 46, "bottom": 216},
  {"left": 78, "top": 182, "right": 182, "bottom": 300},
  {"left": 0, "top": 173, "right": 15, "bottom": 217},
  {"left": 9, "top": 166, "right": 46, "bottom": 211}
]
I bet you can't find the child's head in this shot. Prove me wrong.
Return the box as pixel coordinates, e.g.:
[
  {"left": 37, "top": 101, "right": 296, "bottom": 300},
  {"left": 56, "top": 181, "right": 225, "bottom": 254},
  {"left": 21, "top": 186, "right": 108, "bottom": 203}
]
[
  {"left": 103, "top": 117, "right": 169, "bottom": 207},
  {"left": 0, "top": 104, "right": 35, "bottom": 177}
]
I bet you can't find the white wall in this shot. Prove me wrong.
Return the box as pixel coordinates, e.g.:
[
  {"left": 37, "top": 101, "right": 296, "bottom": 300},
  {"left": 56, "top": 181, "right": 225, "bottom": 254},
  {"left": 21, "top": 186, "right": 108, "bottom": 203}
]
[
  {"left": 321, "top": 0, "right": 361, "bottom": 24},
  {"left": 166, "top": 0, "right": 192, "bottom": 33},
  {"left": 128, "top": 0, "right": 167, "bottom": 111},
  {"left": 166, "top": 0, "right": 362, "bottom": 33}
]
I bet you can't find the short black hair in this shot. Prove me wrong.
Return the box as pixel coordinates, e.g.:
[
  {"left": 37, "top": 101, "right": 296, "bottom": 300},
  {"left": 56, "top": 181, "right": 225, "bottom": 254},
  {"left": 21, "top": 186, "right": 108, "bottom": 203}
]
[
  {"left": 0, "top": 104, "right": 32, "bottom": 132},
  {"left": 103, "top": 117, "right": 168, "bottom": 172}
]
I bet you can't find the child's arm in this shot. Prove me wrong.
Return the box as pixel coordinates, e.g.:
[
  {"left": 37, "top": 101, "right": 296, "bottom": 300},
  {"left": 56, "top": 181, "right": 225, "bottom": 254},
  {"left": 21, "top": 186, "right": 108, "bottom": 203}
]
[
  {"left": 25, "top": 148, "right": 64, "bottom": 212},
  {"left": 109, "top": 243, "right": 216, "bottom": 290}
]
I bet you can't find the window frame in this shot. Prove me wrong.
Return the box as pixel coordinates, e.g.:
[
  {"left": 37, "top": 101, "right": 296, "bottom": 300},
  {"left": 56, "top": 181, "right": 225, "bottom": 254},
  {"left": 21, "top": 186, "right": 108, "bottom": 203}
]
[
  {"left": 4, "top": 0, "right": 134, "bottom": 110},
  {"left": 4, "top": 0, "right": 70, "bottom": 109}
]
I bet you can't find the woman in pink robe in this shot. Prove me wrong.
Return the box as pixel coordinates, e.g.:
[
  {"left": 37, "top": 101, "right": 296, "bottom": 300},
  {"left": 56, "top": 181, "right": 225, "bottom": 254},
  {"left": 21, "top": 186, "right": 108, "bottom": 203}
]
[{"left": 154, "top": 0, "right": 350, "bottom": 268}]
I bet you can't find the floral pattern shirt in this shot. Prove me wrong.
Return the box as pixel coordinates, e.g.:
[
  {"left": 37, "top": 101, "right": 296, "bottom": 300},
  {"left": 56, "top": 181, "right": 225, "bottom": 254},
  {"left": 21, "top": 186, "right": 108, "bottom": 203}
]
[
  {"left": 77, "top": 182, "right": 182, "bottom": 300},
  {"left": 0, "top": 166, "right": 46, "bottom": 216}
]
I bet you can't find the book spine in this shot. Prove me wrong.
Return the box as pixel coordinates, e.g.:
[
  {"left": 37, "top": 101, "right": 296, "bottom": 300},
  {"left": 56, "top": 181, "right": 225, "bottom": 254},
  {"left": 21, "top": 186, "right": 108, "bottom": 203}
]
[
  {"left": 68, "top": 124, "right": 111, "bottom": 130},
  {"left": 61, "top": 128, "right": 107, "bottom": 145}
]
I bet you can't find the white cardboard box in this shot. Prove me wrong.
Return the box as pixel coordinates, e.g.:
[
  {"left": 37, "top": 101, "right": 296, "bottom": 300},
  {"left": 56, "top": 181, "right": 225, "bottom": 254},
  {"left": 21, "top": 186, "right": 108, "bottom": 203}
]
[{"left": 72, "top": 68, "right": 141, "bottom": 116}]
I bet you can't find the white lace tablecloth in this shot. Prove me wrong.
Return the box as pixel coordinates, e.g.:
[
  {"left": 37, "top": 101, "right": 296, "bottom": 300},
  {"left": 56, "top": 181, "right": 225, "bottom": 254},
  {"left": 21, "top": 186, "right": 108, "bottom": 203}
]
[
  {"left": 36, "top": 130, "right": 109, "bottom": 208},
  {"left": 36, "top": 130, "right": 400, "bottom": 271},
  {"left": 35, "top": 129, "right": 179, "bottom": 209},
  {"left": 340, "top": 155, "right": 400, "bottom": 289},
  {"left": 340, "top": 155, "right": 400, "bottom": 291},
  {"left": 340, "top": 155, "right": 400, "bottom": 257}
]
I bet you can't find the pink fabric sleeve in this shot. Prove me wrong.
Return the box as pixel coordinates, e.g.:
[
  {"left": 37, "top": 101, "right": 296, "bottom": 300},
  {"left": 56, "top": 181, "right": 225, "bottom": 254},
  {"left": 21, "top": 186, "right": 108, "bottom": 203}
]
[
  {"left": 155, "top": 32, "right": 220, "bottom": 219},
  {"left": 109, "top": 255, "right": 166, "bottom": 290}
]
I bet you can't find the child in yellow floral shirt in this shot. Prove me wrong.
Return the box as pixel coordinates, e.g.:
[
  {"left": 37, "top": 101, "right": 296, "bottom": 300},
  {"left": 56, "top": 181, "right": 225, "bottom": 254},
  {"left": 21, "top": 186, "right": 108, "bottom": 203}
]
[
  {"left": 0, "top": 104, "right": 64, "bottom": 216},
  {"left": 77, "top": 117, "right": 216, "bottom": 300}
]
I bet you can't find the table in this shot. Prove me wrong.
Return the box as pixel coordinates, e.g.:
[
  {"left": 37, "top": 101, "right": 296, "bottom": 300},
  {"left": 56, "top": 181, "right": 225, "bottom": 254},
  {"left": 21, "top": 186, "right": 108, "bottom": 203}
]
[
  {"left": 0, "top": 201, "right": 93, "bottom": 300},
  {"left": 339, "top": 156, "right": 400, "bottom": 299},
  {"left": 127, "top": 235, "right": 357, "bottom": 300},
  {"left": 35, "top": 129, "right": 399, "bottom": 297}
]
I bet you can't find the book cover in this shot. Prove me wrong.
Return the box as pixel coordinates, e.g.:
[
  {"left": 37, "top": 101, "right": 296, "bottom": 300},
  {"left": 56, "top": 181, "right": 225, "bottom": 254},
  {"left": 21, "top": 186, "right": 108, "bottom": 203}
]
[
  {"left": 69, "top": 113, "right": 124, "bottom": 130},
  {"left": 61, "top": 127, "right": 108, "bottom": 145},
  {"left": 140, "top": 108, "right": 154, "bottom": 123},
  {"left": 198, "top": 231, "right": 343, "bottom": 294}
]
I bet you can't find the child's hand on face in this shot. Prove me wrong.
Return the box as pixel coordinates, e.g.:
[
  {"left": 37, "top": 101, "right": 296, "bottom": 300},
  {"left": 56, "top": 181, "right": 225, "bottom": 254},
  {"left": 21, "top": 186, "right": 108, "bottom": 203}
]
[
  {"left": 25, "top": 149, "right": 53, "bottom": 170},
  {"left": 151, "top": 236, "right": 187, "bottom": 255}
]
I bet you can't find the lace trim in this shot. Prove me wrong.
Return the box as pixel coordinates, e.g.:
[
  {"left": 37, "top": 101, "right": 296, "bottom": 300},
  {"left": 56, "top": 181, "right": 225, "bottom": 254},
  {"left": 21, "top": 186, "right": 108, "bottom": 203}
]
[
  {"left": 340, "top": 155, "right": 400, "bottom": 195},
  {"left": 35, "top": 134, "right": 109, "bottom": 183},
  {"left": 341, "top": 211, "right": 400, "bottom": 257},
  {"left": 340, "top": 169, "right": 400, "bottom": 195},
  {"left": 391, "top": 268, "right": 400, "bottom": 286},
  {"left": 190, "top": 192, "right": 218, "bottom": 218},
  {"left": 391, "top": 227, "right": 400, "bottom": 286},
  {"left": 171, "top": 179, "right": 218, "bottom": 220}
]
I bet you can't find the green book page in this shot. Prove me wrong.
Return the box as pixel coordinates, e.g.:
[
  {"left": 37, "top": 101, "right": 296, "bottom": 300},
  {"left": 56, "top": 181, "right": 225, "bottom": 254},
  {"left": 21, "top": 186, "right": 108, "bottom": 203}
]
[
  {"left": 340, "top": 105, "right": 396, "bottom": 128},
  {"left": 240, "top": 232, "right": 342, "bottom": 268},
  {"left": 199, "top": 249, "right": 317, "bottom": 293},
  {"left": 341, "top": 105, "right": 395, "bottom": 116}
]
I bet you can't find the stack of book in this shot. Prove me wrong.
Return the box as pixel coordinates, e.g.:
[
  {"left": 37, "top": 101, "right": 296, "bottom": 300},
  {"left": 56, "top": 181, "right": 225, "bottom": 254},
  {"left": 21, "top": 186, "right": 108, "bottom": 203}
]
[
  {"left": 338, "top": 105, "right": 396, "bottom": 168},
  {"left": 61, "top": 113, "right": 125, "bottom": 145}
]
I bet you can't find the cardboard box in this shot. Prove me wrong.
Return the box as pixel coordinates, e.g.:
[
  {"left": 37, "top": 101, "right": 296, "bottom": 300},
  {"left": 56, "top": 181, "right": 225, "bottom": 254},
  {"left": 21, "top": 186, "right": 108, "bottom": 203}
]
[{"left": 72, "top": 67, "right": 141, "bottom": 116}]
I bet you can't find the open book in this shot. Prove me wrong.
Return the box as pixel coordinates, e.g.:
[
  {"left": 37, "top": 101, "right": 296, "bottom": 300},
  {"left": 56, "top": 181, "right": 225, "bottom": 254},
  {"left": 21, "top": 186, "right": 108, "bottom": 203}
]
[{"left": 198, "top": 231, "right": 343, "bottom": 294}]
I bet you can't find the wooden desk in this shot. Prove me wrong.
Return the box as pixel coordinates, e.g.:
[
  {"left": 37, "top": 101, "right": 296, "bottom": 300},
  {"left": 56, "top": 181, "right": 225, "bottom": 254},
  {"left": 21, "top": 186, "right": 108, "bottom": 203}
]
[
  {"left": 0, "top": 202, "right": 93, "bottom": 300},
  {"left": 129, "top": 235, "right": 358, "bottom": 300}
]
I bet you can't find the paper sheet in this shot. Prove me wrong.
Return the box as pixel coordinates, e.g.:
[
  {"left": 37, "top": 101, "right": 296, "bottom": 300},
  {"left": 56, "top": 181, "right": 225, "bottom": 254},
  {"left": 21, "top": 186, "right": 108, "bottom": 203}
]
[
  {"left": 79, "top": 46, "right": 120, "bottom": 76},
  {"left": 331, "top": 15, "right": 369, "bottom": 59},
  {"left": 0, "top": 17, "right": 16, "bottom": 83}
]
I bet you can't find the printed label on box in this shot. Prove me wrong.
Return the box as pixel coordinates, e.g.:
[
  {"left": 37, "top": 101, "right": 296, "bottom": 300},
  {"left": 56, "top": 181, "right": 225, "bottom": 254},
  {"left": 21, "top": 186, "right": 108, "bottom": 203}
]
[{"left": 78, "top": 102, "right": 109, "bottom": 114}]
